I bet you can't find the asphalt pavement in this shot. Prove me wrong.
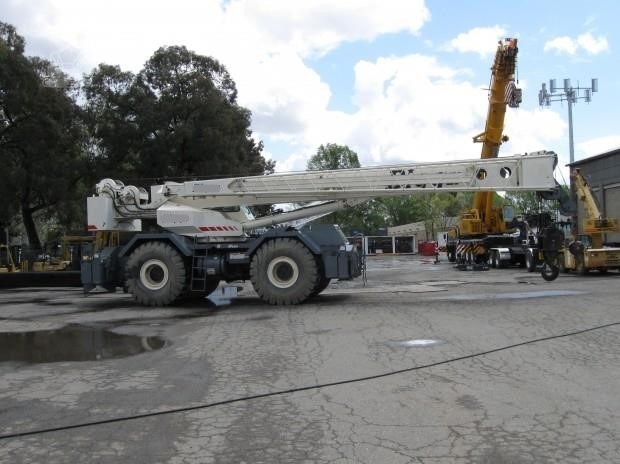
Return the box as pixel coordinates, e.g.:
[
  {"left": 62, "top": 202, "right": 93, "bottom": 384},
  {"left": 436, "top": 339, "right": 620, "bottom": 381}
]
[{"left": 1, "top": 256, "right": 619, "bottom": 463}]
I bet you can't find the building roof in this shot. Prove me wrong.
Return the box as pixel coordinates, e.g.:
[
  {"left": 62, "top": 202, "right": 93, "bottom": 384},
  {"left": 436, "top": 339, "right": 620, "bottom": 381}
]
[{"left": 569, "top": 146, "right": 620, "bottom": 167}]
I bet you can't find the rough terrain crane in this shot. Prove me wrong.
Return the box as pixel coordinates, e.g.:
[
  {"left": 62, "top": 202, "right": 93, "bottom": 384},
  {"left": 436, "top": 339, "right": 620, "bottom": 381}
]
[
  {"left": 81, "top": 151, "right": 559, "bottom": 306},
  {"left": 539, "top": 168, "right": 620, "bottom": 280},
  {"left": 445, "top": 38, "right": 525, "bottom": 266}
]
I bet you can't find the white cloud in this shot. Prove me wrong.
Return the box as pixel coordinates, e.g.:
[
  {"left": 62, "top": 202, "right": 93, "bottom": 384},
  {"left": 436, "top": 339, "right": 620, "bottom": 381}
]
[
  {"left": 259, "top": 53, "right": 497, "bottom": 171},
  {"left": 347, "top": 54, "right": 483, "bottom": 164},
  {"left": 259, "top": 53, "right": 484, "bottom": 171},
  {"left": 225, "top": 0, "right": 430, "bottom": 58},
  {"left": 502, "top": 108, "right": 565, "bottom": 156},
  {"left": 237, "top": 51, "right": 331, "bottom": 137},
  {"left": 544, "top": 32, "right": 609, "bottom": 56},
  {"left": 249, "top": 52, "right": 572, "bottom": 173},
  {"left": 543, "top": 36, "right": 578, "bottom": 55},
  {"left": 1, "top": 0, "right": 577, "bottom": 176},
  {"left": 442, "top": 26, "right": 509, "bottom": 58},
  {"left": 3, "top": 0, "right": 431, "bottom": 166},
  {"left": 576, "top": 32, "right": 609, "bottom": 55},
  {"left": 7, "top": 0, "right": 430, "bottom": 72},
  {"left": 578, "top": 136, "right": 620, "bottom": 159}
]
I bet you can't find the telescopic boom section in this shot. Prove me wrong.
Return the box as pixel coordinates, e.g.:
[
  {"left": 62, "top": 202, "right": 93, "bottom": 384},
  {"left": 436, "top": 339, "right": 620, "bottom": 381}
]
[
  {"left": 154, "top": 151, "right": 555, "bottom": 206},
  {"left": 88, "top": 151, "right": 558, "bottom": 237},
  {"left": 471, "top": 37, "right": 520, "bottom": 232}
]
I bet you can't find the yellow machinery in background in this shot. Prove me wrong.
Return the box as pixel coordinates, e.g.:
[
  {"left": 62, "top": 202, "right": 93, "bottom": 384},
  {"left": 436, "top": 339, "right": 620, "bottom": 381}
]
[
  {"left": 446, "top": 38, "right": 522, "bottom": 265},
  {"left": 0, "top": 244, "right": 18, "bottom": 272},
  {"left": 557, "top": 169, "right": 620, "bottom": 274},
  {"left": 539, "top": 169, "right": 620, "bottom": 280},
  {"left": 21, "top": 235, "right": 94, "bottom": 272}
]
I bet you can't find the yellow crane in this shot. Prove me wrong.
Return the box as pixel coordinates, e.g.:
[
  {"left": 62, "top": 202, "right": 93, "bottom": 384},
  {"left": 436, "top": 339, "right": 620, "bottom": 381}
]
[
  {"left": 540, "top": 169, "right": 620, "bottom": 280},
  {"left": 573, "top": 169, "right": 620, "bottom": 243},
  {"left": 446, "top": 38, "right": 522, "bottom": 264}
]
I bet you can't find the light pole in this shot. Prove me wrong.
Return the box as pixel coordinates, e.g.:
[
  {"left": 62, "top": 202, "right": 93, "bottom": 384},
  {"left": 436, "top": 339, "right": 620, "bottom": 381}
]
[
  {"left": 538, "top": 78, "right": 598, "bottom": 235},
  {"left": 538, "top": 78, "right": 598, "bottom": 164}
]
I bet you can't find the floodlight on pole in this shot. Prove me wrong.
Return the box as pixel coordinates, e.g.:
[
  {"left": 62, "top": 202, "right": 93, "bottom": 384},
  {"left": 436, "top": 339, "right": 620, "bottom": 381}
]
[
  {"left": 538, "top": 77, "right": 598, "bottom": 235},
  {"left": 538, "top": 78, "right": 598, "bottom": 164}
]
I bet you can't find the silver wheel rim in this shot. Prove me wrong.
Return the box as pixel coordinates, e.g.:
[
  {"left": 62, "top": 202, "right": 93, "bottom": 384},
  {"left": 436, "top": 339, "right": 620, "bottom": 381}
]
[
  {"left": 267, "top": 256, "right": 299, "bottom": 289},
  {"left": 140, "top": 258, "right": 169, "bottom": 291}
]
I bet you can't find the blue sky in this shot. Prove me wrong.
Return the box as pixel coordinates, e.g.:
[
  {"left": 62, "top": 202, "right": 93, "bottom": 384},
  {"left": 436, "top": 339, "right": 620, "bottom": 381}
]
[{"left": 2, "top": 0, "right": 618, "bottom": 181}]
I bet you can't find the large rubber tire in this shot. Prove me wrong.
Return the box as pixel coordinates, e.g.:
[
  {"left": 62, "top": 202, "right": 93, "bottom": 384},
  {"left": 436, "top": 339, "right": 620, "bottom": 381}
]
[
  {"left": 525, "top": 250, "right": 536, "bottom": 272},
  {"left": 310, "top": 276, "right": 331, "bottom": 297},
  {"left": 250, "top": 238, "right": 319, "bottom": 305},
  {"left": 125, "top": 242, "right": 186, "bottom": 306},
  {"left": 541, "top": 262, "right": 560, "bottom": 282},
  {"left": 447, "top": 250, "right": 456, "bottom": 263}
]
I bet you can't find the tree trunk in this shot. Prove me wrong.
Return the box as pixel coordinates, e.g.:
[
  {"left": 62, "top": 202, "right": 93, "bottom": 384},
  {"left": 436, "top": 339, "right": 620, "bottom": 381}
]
[{"left": 21, "top": 204, "right": 41, "bottom": 252}]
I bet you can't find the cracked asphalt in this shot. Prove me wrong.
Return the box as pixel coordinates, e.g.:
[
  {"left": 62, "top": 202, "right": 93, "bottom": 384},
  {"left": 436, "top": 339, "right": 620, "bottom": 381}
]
[{"left": 1, "top": 256, "right": 619, "bottom": 463}]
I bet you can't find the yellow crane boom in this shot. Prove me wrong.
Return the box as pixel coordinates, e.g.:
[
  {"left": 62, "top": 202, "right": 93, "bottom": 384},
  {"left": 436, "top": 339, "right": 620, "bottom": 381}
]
[
  {"left": 572, "top": 169, "right": 619, "bottom": 242},
  {"left": 464, "top": 37, "right": 521, "bottom": 236}
]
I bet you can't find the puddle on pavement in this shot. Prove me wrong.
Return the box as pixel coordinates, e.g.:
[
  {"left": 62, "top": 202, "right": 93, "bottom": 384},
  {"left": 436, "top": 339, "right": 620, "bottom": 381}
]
[
  {"left": 387, "top": 338, "right": 446, "bottom": 348},
  {"left": 0, "top": 324, "right": 167, "bottom": 364}
]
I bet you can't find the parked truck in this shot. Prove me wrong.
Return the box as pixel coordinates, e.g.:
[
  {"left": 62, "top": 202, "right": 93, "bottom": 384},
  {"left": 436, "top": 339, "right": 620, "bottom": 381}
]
[
  {"left": 81, "top": 152, "right": 559, "bottom": 306},
  {"left": 486, "top": 211, "right": 567, "bottom": 271}
]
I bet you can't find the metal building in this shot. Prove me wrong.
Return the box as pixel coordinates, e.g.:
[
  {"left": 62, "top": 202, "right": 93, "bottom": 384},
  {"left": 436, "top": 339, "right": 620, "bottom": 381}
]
[{"left": 569, "top": 147, "right": 620, "bottom": 245}]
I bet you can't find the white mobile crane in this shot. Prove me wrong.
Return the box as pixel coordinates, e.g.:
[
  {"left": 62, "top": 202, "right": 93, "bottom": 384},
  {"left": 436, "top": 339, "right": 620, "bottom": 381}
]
[{"left": 81, "top": 151, "right": 559, "bottom": 306}]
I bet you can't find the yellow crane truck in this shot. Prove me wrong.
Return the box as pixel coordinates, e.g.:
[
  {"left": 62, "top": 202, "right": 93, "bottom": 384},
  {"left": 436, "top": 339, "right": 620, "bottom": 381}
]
[
  {"left": 445, "top": 38, "right": 523, "bottom": 267},
  {"left": 540, "top": 168, "right": 620, "bottom": 280}
]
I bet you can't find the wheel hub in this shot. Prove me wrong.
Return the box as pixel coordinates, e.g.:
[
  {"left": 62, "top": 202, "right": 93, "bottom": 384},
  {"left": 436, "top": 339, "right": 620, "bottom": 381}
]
[
  {"left": 140, "top": 259, "right": 169, "bottom": 290},
  {"left": 267, "top": 257, "right": 299, "bottom": 289}
]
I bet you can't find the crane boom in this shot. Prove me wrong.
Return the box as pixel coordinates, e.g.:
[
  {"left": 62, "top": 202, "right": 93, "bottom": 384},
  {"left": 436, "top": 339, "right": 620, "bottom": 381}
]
[
  {"left": 572, "top": 169, "right": 619, "bottom": 236},
  {"left": 467, "top": 38, "right": 520, "bottom": 235},
  {"left": 446, "top": 38, "right": 525, "bottom": 267},
  {"left": 88, "top": 151, "right": 558, "bottom": 237}
]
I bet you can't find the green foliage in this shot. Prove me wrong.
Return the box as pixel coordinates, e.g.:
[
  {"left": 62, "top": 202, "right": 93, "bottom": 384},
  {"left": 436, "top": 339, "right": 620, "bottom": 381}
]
[
  {"left": 313, "top": 198, "right": 386, "bottom": 236},
  {"left": 305, "top": 144, "right": 367, "bottom": 233},
  {"left": 2, "top": 22, "right": 273, "bottom": 247},
  {"left": 502, "top": 191, "right": 543, "bottom": 215},
  {"left": 304, "top": 143, "right": 480, "bottom": 236},
  {"left": 0, "top": 22, "right": 25, "bottom": 54},
  {"left": 1, "top": 22, "right": 87, "bottom": 248},
  {"left": 378, "top": 196, "right": 422, "bottom": 226},
  {"left": 83, "top": 46, "right": 272, "bottom": 182},
  {"left": 307, "top": 143, "right": 361, "bottom": 170}
]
